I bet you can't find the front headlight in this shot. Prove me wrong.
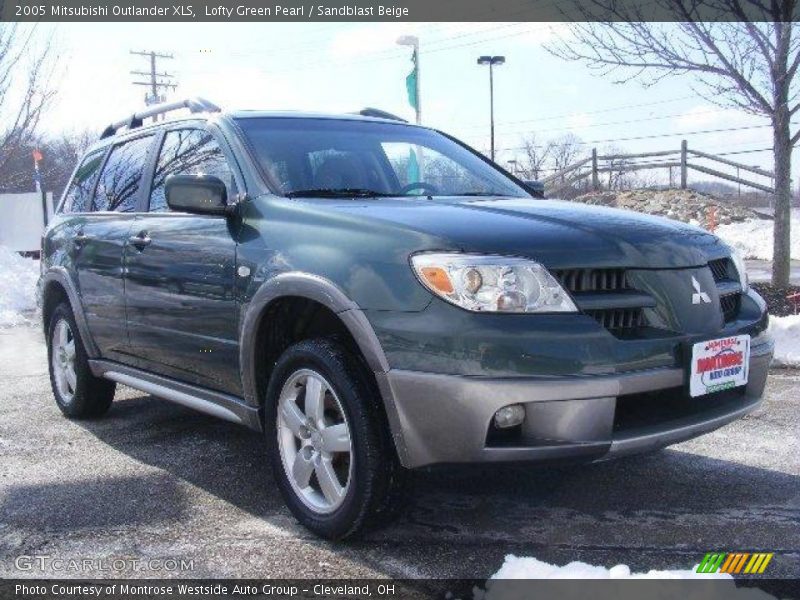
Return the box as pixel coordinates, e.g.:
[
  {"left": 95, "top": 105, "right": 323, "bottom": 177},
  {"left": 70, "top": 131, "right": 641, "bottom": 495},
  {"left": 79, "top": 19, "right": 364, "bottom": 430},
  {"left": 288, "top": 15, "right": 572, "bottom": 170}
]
[
  {"left": 411, "top": 253, "right": 578, "bottom": 313},
  {"left": 730, "top": 249, "right": 749, "bottom": 292}
]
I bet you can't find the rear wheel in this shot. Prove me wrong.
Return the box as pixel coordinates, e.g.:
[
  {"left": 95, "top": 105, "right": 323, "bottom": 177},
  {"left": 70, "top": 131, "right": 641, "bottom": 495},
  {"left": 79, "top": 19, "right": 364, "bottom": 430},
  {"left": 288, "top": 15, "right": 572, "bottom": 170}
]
[
  {"left": 47, "top": 303, "right": 115, "bottom": 418},
  {"left": 265, "top": 338, "right": 408, "bottom": 539}
]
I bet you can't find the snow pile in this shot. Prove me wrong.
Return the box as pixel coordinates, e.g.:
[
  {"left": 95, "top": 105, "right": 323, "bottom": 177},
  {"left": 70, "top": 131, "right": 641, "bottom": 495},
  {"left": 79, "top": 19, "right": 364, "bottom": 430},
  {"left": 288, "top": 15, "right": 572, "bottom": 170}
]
[
  {"left": 477, "top": 555, "right": 777, "bottom": 600},
  {"left": 572, "top": 189, "right": 799, "bottom": 261},
  {"left": 715, "top": 211, "right": 800, "bottom": 260},
  {"left": 488, "top": 555, "right": 729, "bottom": 580},
  {"left": 768, "top": 314, "right": 800, "bottom": 367},
  {"left": 0, "top": 246, "right": 39, "bottom": 326}
]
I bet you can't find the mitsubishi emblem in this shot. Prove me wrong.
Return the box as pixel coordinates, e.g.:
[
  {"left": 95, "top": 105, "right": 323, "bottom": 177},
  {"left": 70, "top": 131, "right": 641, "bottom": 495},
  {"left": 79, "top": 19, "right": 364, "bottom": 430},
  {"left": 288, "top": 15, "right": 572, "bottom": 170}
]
[{"left": 691, "top": 276, "right": 711, "bottom": 305}]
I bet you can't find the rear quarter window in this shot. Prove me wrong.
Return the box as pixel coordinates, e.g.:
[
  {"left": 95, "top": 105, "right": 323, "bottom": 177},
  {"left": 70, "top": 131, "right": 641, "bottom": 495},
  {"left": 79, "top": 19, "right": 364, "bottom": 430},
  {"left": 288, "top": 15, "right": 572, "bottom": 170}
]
[
  {"left": 60, "top": 149, "right": 106, "bottom": 213},
  {"left": 92, "top": 135, "right": 154, "bottom": 212}
]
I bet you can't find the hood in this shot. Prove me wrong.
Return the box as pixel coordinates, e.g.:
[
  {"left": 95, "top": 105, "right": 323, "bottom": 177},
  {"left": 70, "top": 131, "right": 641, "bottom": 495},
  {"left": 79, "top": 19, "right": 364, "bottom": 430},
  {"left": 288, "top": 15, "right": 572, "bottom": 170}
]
[{"left": 316, "top": 196, "right": 728, "bottom": 270}]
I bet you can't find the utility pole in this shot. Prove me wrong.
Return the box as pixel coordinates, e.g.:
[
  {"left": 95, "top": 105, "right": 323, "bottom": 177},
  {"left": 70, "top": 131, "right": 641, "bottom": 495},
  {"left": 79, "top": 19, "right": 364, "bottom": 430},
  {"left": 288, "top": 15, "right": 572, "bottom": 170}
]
[{"left": 130, "top": 50, "right": 177, "bottom": 118}]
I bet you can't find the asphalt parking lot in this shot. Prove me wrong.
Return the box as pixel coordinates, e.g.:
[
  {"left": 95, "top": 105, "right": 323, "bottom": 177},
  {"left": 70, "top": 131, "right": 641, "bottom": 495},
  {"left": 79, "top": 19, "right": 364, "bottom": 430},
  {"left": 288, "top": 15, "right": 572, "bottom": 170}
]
[{"left": 1, "top": 324, "right": 798, "bottom": 581}]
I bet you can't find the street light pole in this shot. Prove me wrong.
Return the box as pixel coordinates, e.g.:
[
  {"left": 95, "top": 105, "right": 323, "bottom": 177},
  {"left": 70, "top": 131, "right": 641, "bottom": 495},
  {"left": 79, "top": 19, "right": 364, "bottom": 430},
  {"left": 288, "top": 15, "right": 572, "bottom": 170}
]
[{"left": 477, "top": 55, "right": 505, "bottom": 161}]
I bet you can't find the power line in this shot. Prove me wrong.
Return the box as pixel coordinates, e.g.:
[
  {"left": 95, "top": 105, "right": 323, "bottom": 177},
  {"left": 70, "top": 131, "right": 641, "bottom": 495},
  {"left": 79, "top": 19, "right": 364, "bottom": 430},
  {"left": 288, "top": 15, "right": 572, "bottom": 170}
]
[
  {"left": 459, "top": 107, "right": 746, "bottom": 142},
  {"left": 495, "top": 123, "right": 777, "bottom": 152},
  {"left": 189, "top": 22, "right": 558, "bottom": 78},
  {"left": 452, "top": 94, "right": 700, "bottom": 132},
  {"left": 130, "top": 50, "right": 177, "bottom": 109}
]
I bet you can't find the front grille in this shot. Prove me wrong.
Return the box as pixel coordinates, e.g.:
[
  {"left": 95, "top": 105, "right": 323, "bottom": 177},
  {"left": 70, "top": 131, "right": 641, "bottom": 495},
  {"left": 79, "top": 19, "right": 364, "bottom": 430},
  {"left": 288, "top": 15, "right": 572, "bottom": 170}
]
[
  {"left": 555, "top": 269, "right": 646, "bottom": 333},
  {"left": 586, "top": 308, "right": 645, "bottom": 330},
  {"left": 709, "top": 257, "right": 735, "bottom": 282},
  {"left": 554, "top": 268, "right": 630, "bottom": 293},
  {"left": 554, "top": 259, "right": 745, "bottom": 335},
  {"left": 720, "top": 293, "right": 740, "bottom": 322},
  {"left": 708, "top": 258, "right": 742, "bottom": 322}
]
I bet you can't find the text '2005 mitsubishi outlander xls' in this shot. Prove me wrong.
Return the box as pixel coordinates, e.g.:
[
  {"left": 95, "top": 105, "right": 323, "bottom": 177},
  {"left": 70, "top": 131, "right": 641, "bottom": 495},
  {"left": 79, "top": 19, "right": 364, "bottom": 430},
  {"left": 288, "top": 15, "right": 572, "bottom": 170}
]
[{"left": 39, "top": 98, "right": 773, "bottom": 539}]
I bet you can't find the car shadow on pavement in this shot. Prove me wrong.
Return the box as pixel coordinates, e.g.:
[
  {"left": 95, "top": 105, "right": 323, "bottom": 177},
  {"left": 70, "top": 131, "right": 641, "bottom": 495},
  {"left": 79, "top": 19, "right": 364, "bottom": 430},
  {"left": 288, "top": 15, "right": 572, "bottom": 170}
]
[
  {"left": 68, "top": 393, "right": 799, "bottom": 577},
  {"left": 73, "top": 394, "right": 276, "bottom": 516}
]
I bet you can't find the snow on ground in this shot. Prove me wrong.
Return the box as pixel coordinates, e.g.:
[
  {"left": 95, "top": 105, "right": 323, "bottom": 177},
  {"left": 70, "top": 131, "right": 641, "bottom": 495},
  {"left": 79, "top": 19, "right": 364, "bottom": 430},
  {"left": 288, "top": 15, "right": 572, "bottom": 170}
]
[
  {"left": 768, "top": 314, "right": 800, "bottom": 367},
  {"left": 0, "top": 246, "right": 39, "bottom": 326},
  {"left": 715, "top": 210, "right": 800, "bottom": 261},
  {"left": 487, "top": 555, "right": 729, "bottom": 580},
  {"left": 477, "top": 555, "right": 777, "bottom": 600}
]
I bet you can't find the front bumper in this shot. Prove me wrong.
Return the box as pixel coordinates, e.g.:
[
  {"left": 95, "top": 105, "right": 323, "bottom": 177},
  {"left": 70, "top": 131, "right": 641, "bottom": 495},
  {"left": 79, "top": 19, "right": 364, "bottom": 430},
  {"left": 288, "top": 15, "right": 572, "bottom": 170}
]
[{"left": 379, "top": 336, "right": 773, "bottom": 468}]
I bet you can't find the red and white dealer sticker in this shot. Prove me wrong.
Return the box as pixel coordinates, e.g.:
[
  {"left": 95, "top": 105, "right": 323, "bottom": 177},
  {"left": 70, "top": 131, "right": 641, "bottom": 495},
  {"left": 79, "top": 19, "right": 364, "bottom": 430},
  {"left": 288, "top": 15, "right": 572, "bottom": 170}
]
[{"left": 690, "top": 335, "right": 750, "bottom": 397}]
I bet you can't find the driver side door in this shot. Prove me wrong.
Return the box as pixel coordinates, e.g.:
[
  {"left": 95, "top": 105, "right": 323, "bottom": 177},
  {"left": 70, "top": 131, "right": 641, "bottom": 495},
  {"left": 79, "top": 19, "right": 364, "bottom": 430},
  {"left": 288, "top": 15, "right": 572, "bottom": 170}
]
[{"left": 124, "top": 126, "right": 243, "bottom": 395}]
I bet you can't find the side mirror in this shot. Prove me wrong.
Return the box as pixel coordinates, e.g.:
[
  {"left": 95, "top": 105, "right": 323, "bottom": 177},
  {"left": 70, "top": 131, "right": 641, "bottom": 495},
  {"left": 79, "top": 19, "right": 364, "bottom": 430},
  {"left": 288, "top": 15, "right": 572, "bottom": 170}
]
[
  {"left": 523, "top": 180, "right": 545, "bottom": 199},
  {"left": 165, "top": 174, "right": 228, "bottom": 215}
]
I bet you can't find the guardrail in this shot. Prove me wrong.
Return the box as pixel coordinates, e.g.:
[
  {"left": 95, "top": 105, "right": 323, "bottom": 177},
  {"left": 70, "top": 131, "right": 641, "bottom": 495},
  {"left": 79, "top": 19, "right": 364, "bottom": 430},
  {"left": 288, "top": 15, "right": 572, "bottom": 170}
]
[{"left": 542, "top": 140, "right": 775, "bottom": 196}]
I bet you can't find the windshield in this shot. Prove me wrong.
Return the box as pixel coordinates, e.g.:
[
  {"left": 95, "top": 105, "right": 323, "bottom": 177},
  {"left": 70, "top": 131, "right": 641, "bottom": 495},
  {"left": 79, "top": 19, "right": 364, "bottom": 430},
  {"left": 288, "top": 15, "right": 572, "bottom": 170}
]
[{"left": 234, "top": 117, "right": 528, "bottom": 198}]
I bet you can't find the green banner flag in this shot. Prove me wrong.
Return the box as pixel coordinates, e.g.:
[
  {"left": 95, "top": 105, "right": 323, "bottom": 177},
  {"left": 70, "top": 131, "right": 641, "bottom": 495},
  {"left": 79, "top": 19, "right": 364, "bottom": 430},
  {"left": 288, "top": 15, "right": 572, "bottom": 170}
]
[
  {"left": 407, "top": 147, "right": 420, "bottom": 184},
  {"left": 405, "top": 49, "right": 418, "bottom": 112}
]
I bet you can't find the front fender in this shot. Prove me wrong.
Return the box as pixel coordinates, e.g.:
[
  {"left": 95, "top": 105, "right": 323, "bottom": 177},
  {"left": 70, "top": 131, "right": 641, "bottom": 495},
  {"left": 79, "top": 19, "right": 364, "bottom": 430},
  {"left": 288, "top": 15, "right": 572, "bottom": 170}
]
[
  {"left": 238, "top": 272, "right": 412, "bottom": 464},
  {"left": 238, "top": 272, "right": 391, "bottom": 407}
]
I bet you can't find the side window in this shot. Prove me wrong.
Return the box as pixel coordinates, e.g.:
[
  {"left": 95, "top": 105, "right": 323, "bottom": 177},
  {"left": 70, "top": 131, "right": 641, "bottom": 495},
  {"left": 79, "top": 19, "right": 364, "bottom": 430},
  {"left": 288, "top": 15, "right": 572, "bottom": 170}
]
[
  {"left": 61, "top": 149, "right": 105, "bottom": 213},
  {"left": 149, "top": 129, "right": 235, "bottom": 212},
  {"left": 92, "top": 135, "right": 153, "bottom": 212}
]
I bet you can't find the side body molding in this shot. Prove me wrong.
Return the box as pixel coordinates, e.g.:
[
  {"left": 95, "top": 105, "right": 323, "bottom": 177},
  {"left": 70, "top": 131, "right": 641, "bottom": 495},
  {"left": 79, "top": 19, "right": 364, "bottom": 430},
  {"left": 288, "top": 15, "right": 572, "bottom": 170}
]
[
  {"left": 239, "top": 273, "right": 410, "bottom": 464},
  {"left": 40, "top": 267, "right": 100, "bottom": 358}
]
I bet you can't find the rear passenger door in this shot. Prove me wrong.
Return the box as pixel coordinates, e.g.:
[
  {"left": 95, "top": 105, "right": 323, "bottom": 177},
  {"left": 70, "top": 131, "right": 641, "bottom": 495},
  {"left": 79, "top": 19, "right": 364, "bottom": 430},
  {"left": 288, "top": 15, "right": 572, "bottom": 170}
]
[
  {"left": 124, "top": 126, "right": 242, "bottom": 395},
  {"left": 72, "top": 134, "right": 154, "bottom": 361}
]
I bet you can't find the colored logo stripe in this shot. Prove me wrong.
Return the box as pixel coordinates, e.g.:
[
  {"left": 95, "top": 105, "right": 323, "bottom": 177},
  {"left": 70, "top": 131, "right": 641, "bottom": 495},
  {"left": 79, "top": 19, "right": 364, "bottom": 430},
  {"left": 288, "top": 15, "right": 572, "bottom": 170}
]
[
  {"left": 697, "top": 552, "right": 773, "bottom": 574},
  {"left": 744, "top": 553, "right": 773, "bottom": 574}
]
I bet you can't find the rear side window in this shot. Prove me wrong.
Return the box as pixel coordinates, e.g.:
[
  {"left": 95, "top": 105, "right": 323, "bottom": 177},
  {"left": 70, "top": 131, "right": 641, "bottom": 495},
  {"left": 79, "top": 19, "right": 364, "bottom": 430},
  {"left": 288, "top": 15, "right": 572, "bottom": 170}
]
[
  {"left": 149, "top": 129, "right": 234, "bottom": 212},
  {"left": 92, "top": 135, "right": 154, "bottom": 212},
  {"left": 61, "top": 149, "right": 105, "bottom": 213}
]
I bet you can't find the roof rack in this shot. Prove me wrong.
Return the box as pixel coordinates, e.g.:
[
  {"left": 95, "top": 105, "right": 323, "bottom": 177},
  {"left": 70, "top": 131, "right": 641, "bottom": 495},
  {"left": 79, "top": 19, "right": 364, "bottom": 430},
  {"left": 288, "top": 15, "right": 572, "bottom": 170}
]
[
  {"left": 100, "top": 97, "right": 221, "bottom": 139},
  {"left": 355, "top": 107, "right": 408, "bottom": 123}
]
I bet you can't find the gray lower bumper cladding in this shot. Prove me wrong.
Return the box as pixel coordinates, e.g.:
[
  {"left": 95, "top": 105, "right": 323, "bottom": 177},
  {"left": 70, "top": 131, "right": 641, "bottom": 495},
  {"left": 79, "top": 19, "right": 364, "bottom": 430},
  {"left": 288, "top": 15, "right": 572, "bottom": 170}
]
[{"left": 382, "top": 340, "right": 773, "bottom": 468}]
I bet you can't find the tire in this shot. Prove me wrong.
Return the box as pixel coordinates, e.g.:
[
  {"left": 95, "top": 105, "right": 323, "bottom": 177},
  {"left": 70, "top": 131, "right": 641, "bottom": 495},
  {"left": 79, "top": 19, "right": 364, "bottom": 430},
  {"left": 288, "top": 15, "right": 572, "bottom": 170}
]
[
  {"left": 47, "top": 302, "right": 115, "bottom": 419},
  {"left": 265, "top": 338, "right": 408, "bottom": 540}
]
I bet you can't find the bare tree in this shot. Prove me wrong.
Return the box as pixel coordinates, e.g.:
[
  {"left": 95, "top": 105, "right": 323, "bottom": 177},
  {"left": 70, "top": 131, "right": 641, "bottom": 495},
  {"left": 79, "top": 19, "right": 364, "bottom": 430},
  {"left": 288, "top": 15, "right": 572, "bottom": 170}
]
[
  {"left": 550, "top": 133, "right": 584, "bottom": 174},
  {"left": 546, "top": 134, "right": 589, "bottom": 198},
  {"left": 517, "top": 135, "right": 555, "bottom": 180},
  {"left": 547, "top": 3, "right": 798, "bottom": 286},
  {"left": 602, "top": 145, "right": 636, "bottom": 190},
  {"left": 39, "top": 129, "right": 95, "bottom": 198},
  {"left": 0, "top": 24, "right": 58, "bottom": 190},
  {"left": 0, "top": 129, "right": 93, "bottom": 195}
]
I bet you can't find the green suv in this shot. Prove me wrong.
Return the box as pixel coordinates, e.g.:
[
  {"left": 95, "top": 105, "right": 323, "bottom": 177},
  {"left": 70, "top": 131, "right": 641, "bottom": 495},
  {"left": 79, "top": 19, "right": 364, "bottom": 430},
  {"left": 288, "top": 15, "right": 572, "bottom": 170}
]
[{"left": 39, "top": 97, "right": 773, "bottom": 539}]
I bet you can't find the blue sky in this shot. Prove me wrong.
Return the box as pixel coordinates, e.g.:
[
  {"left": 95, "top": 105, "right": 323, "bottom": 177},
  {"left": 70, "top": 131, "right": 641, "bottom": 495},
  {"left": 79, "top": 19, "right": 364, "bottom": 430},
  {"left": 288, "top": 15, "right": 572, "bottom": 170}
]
[{"left": 38, "top": 22, "right": 781, "bottom": 188}]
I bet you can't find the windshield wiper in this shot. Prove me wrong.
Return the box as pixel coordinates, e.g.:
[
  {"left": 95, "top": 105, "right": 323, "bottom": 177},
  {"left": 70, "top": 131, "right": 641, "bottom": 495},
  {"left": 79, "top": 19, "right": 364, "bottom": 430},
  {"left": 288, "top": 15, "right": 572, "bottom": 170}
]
[{"left": 286, "top": 188, "right": 394, "bottom": 198}]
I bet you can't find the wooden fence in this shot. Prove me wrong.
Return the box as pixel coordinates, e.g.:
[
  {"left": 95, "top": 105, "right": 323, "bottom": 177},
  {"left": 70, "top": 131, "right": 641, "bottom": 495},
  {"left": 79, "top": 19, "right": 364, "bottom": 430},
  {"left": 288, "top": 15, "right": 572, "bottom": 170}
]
[{"left": 541, "top": 140, "right": 775, "bottom": 197}]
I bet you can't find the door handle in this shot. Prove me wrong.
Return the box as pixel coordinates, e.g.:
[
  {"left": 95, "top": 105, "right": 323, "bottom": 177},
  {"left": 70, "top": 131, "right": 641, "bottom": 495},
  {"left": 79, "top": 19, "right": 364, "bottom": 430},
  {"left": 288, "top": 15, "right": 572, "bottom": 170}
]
[{"left": 128, "top": 233, "right": 152, "bottom": 249}]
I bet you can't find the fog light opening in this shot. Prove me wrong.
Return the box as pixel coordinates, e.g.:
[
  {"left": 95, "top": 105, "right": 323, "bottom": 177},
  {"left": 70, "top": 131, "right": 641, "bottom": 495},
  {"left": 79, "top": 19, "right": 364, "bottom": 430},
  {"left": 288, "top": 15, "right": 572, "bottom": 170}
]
[{"left": 494, "top": 404, "right": 525, "bottom": 429}]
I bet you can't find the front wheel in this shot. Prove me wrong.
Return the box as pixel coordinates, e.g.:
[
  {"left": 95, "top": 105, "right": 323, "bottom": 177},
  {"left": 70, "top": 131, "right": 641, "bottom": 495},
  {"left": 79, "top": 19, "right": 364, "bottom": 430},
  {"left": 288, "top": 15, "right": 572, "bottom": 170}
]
[{"left": 265, "top": 338, "right": 407, "bottom": 539}]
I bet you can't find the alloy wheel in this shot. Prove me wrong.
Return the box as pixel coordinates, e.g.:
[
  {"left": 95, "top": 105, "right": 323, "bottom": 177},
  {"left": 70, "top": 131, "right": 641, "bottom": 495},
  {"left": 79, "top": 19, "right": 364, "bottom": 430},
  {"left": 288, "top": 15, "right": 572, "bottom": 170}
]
[
  {"left": 51, "top": 318, "right": 77, "bottom": 403},
  {"left": 276, "top": 369, "right": 353, "bottom": 514}
]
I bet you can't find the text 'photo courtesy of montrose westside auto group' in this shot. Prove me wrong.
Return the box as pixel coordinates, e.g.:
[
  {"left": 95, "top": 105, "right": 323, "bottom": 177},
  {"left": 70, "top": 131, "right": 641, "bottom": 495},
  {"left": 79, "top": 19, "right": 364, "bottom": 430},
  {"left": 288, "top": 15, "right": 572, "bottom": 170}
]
[{"left": 0, "top": 1, "right": 798, "bottom": 599}]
